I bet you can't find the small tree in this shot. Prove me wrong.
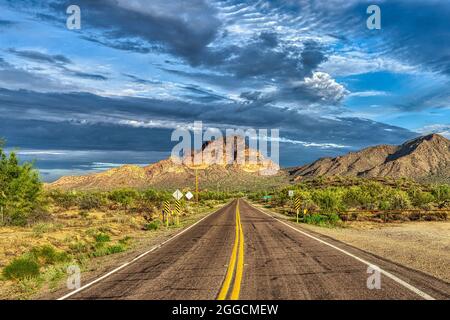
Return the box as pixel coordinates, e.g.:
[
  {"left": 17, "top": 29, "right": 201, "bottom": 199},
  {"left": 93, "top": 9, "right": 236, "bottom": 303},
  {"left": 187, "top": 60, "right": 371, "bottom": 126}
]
[{"left": 0, "top": 141, "right": 45, "bottom": 226}]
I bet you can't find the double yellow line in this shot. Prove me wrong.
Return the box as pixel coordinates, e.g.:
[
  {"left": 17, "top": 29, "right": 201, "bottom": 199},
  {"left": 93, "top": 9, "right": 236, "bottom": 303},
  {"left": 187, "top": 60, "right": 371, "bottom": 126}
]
[{"left": 217, "top": 200, "right": 245, "bottom": 300}]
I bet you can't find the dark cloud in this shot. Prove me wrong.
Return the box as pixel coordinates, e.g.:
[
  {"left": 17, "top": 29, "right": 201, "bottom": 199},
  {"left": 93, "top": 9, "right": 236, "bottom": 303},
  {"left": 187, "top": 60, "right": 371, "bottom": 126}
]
[
  {"left": 47, "top": 0, "right": 222, "bottom": 65},
  {"left": 123, "top": 74, "right": 161, "bottom": 85},
  {"left": 68, "top": 70, "right": 108, "bottom": 81},
  {"left": 0, "top": 88, "right": 415, "bottom": 153},
  {"left": 0, "top": 19, "right": 16, "bottom": 26},
  {"left": 180, "top": 84, "right": 232, "bottom": 103},
  {"left": 7, "top": 48, "right": 108, "bottom": 81},
  {"left": 8, "top": 48, "right": 72, "bottom": 65}
]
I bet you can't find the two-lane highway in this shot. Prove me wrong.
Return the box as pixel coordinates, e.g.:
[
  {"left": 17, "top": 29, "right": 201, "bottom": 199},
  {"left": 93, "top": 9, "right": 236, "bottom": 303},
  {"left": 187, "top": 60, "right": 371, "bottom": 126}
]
[{"left": 61, "top": 199, "right": 449, "bottom": 300}]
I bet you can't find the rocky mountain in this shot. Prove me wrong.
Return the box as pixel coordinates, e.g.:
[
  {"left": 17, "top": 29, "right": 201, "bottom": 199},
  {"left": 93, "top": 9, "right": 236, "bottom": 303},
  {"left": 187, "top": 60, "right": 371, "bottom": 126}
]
[
  {"left": 47, "top": 136, "right": 287, "bottom": 191},
  {"left": 47, "top": 134, "right": 450, "bottom": 191},
  {"left": 290, "top": 134, "right": 450, "bottom": 183}
]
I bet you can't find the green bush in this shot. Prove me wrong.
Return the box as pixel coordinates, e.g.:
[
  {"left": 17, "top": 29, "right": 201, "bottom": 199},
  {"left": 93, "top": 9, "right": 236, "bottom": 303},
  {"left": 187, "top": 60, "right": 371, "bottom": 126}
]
[
  {"left": 2, "top": 256, "right": 40, "bottom": 280},
  {"left": 389, "top": 190, "right": 411, "bottom": 210},
  {"left": 0, "top": 141, "right": 45, "bottom": 226},
  {"left": 94, "top": 232, "right": 110, "bottom": 244},
  {"left": 92, "top": 243, "right": 126, "bottom": 257},
  {"left": 144, "top": 220, "right": 161, "bottom": 231},
  {"left": 108, "top": 189, "right": 139, "bottom": 208},
  {"left": 311, "top": 188, "right": 345, "bottom": 213},
  {"left": 409, "top": 189, "right": 435, "bottom": 208},
  {"left": 78, "top": 193, "right": 104, "bottom": 210},
  {"left": 48, "top": 190, "right": 78, "bottom": 209},
  {"left": 29, "top": 245, "right": 68, "bottom": 266},
  {"left": 432, "top": 185, "right": 450, "bottom": 202}
]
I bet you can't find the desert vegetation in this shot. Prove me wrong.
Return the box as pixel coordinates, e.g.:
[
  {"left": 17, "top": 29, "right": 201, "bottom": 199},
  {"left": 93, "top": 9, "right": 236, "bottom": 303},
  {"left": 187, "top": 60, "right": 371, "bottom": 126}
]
[
  {"left": 249, "top": 176, "right": 450, "bottom": 226},
  {"left": 0, "top": 142, "right": 238, "bottom": 299}
]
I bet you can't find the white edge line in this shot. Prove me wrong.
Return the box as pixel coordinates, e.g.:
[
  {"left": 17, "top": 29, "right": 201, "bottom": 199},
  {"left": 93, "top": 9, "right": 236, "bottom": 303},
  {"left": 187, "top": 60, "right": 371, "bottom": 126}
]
[
  {"left": 57, "top": 201, "right": 233, "bottom": 300},
  {"left": 246, "top": 201, "right": 436, "bottom": 301}
]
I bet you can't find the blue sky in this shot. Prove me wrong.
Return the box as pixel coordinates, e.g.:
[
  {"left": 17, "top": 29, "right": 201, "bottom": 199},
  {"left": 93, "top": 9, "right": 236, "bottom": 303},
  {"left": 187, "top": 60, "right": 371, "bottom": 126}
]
[{"left": 0, "top": 0, "right": 449, "bottom": 181}]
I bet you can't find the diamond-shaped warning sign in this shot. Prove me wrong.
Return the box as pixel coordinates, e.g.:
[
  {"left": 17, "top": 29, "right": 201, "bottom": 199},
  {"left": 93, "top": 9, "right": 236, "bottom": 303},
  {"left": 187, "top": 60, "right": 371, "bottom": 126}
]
[
  {"left": 172, "top": 189, "right": 183, "bottom": 201},
  {"left": 185, "top": 191, "right": 194, "bottom": 200}
]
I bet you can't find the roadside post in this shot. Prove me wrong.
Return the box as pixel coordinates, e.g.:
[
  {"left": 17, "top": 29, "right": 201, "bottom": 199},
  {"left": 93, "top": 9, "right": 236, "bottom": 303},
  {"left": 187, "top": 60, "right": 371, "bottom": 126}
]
[
  {"left": 174, "top": 200, "right": 181, "bottom": 226},
  {"left": 163, "top": 201, "right": 171, "bottom": 227},
  {"left": 172, "top": 189, "right": 184, "bottom": 226},
  {"left": 294, "top": 197, "right": 301, "bottom": 223}
]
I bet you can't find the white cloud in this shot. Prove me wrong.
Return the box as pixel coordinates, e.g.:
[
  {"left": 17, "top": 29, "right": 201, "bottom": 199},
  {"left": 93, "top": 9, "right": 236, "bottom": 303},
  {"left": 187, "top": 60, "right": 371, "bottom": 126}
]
[
  {"left": 349, "top": 90, "right": 390, "bottom": 97},
  {"left": 416, "top": 124, "right": 450, "bottom": 138},
  {"left": 303, "top": 72, "right": 349, "bottom": 103}
]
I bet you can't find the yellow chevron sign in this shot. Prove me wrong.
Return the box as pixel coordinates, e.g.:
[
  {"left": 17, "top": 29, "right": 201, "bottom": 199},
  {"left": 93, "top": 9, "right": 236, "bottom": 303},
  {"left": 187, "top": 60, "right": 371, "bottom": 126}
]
[
  {"left": 163, "top": 201, "right": 171, "bottom": 214},
  {"left": 294, "top": 197, "right": 301, "bottom": 211},
  {"left": 174, "top": 200, "right": 181, "bottom": 215}
]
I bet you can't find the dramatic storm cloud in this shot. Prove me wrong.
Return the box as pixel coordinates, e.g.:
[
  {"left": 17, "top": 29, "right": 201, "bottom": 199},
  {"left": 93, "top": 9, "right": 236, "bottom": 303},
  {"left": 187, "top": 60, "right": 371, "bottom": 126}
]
[{"left": 0, "top": 0, "right": 448, "bottom": 180}]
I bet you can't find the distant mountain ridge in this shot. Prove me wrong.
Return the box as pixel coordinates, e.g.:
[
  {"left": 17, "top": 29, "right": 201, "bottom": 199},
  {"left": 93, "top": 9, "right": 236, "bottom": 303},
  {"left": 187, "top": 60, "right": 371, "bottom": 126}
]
[
  {"left": 48, "top": 136, "right": 287, "bottom": 191},
  {"left": 47, "top": 134, "right": 450, "bottom": 191},
  {"left": 290, "top": 134, "right": 450, "bottom": 183}
]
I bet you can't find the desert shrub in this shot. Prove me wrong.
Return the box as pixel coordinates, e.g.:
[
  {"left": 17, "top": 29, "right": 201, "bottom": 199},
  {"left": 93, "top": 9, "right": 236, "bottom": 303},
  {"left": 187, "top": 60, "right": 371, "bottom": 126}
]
[
  {"left": 0, "top": 141, "right": 45, "bottom": 226},
  {"left": 105, "top": 244, "right": 125, "bottom": 254},
  {"left": 48, "top": 190, "right": 78, "bottom": 209},
  {"left": 342, "top": 186, "right": 372, "bottom": 209},
  {"left": 2, "top": 256, "right": 40, "bottom": 280},
  {"left": 69, "top": 241, "right": 90, "bottom": 255},
  {"left": 78, "top": 192, "right": 105, "bottom": 210},
  {"left": 409, "top": 189, "right": 435, "bottom": 208},
  {"left": 29, "top": 245, "right": 68, "bottom": 266},
  {"left": 92, "top": 243, "right": 126, "bottom": 257},
  {"left": 303, "top": 213, "right": 327, "bottom": 225},
  {"left": 32, "top": 222, "right": 58, "bottom": 236},
  {"left": 144, "top": 220, "right": 161, "bottom": 231},
  {"left": 388, "top": 190, "right": 411, "bottom": 210},
  {"left": 94, "top": 232, "right": 110, "bottom": 244},
  {"left": 304, "top": 212, "right": 341, "bottom": 226},
  {"left": 118, "top": 236, "right": 132, "bottom": 246},
  {"left": 108, "top": 189, "right": 139, "bottom": 208},
  {"left": 431, "top": 184, "right": 450, "bottom": 202},
  {"left": 311, "top": 188, "right": 345, "bottom": 213}
]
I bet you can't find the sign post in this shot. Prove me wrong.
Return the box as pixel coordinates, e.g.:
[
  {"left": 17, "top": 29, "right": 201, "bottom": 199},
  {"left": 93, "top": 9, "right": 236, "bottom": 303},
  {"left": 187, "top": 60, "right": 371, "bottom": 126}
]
[
  {"left": 294, "top": 197, "right": 301, "bottom": 223},
  {"left": 174, "top": 200, "right": 181, "bottom": 226},
  {"left": 163, "top": 200, "right": 171, "bottom": 227}
]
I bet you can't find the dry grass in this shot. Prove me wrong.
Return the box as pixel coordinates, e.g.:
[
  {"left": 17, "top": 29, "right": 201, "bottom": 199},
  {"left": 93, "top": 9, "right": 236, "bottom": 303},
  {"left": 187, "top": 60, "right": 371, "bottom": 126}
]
[{"left": 0, "top": 201, "right": 226, "bottom": 299}]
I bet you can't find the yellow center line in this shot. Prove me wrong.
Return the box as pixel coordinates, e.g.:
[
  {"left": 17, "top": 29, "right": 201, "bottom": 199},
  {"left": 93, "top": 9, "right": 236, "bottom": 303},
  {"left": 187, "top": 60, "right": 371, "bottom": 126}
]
[
  {"left": 230, "top": 201, "right": 244, "bottom": 300},
  {"left": 217, "top": 199, "right": 245, "bottom": 300}
]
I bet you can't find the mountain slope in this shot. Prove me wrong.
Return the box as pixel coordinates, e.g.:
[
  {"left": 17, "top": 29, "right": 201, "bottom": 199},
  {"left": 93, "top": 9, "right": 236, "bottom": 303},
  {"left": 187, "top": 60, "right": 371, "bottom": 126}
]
[
  {"left": 47, "top": 136, "right": 287, "bottom": 191},
  {"left": 290, "top": 134, "right": 450, "bottom": 183}
]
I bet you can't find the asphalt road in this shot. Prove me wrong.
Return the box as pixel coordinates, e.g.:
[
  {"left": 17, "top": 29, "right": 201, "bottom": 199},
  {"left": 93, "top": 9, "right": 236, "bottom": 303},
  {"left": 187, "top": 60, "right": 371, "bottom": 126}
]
[{"left": 63, "top": 199, "right": 450, "bottom": 300}]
